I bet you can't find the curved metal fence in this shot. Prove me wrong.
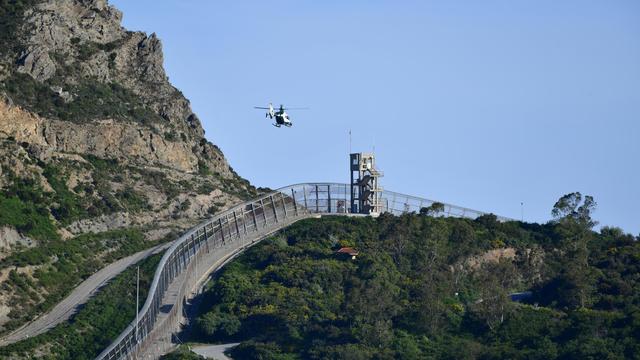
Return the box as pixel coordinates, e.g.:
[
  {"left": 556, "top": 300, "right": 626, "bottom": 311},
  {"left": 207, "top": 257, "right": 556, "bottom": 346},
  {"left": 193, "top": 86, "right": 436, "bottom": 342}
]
[
  {"left": 96, "top": 183, "right": 511, "bottom": 360},
  {"left": 289, "top": 183, "right": 512, "bottom": 222}
]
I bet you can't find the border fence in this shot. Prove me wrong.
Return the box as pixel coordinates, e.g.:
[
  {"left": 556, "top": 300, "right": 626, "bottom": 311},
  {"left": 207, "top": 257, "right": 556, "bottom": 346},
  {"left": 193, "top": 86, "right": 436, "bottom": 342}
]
[{"left": 96, "top": 183, "right": 510, "bottom": 360}]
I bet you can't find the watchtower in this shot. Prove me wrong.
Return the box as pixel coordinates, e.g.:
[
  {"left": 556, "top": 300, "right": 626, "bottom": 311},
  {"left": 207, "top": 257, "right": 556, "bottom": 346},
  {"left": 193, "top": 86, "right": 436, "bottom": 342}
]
[{"left": 350, "top": 152, "right": 383, "bottom": 214}]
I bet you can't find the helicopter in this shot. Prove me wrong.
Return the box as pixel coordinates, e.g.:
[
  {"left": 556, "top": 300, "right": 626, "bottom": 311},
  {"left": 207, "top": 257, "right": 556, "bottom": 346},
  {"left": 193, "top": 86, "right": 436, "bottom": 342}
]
[{"left": 254, "top": 103, "right": 306, "bottom": 128}]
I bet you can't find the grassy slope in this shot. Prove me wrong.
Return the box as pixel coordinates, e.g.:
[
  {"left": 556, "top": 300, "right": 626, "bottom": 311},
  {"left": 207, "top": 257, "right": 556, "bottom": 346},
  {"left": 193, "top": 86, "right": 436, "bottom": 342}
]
[
  {"left": 0, "top": 252, "right": 163, "bottom": 359},
  {"left": 0, "top": 228, "right": 173, "bottom": 334}
]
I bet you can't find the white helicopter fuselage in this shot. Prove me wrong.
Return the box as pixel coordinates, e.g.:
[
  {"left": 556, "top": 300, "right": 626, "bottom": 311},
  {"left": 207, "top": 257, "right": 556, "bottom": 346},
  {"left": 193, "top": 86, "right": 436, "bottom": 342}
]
[{"left": 259, "top": 103, "right": 293, "bottom": 127}]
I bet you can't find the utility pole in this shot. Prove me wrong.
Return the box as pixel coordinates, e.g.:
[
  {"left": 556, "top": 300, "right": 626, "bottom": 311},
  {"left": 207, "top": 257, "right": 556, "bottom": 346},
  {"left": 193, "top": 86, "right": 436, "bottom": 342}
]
[{"left": 521, "top": 202, "right": 524, "bottom": 222}]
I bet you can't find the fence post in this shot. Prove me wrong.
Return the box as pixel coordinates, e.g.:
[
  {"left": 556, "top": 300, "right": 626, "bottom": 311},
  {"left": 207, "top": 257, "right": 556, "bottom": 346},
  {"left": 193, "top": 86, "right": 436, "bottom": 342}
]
[
  {"left": 204, "top": 225, "right": 210, "bottom": 253},
  {"left": 303, "top": 185, "right": 308, "bottom": 210},
  {"left": 251, "top": 203, "right": 258, "bottom": 231},
  {"left": 233, "top": 211, "right": 241, "bottom": 238},
  {"left": 291, "top": 188, "right": 298, "bottom": 216},
  {"left": 219, "top": 217, "right": 225, "bottom": 244},
  {"left": 242, "top": 209, "right": 248, "bottom": 235},
  {"left": 259, "top": 199, "right": 267, "bottom": 227},
  {"left": 281, "top": 192, "right": 288, "bottom": 218},
  {"left": 225, "top": 214, "right": 232, "bottom": 240},
  {"left": 270, "top": 195, "right": 278, "bottom": 223}
]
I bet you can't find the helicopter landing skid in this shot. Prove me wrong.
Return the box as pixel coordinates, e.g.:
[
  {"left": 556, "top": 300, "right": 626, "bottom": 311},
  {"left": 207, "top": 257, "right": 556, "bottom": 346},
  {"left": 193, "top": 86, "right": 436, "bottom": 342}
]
[{"left": 272, "top": 123, "right": 281, "bottom": 128}]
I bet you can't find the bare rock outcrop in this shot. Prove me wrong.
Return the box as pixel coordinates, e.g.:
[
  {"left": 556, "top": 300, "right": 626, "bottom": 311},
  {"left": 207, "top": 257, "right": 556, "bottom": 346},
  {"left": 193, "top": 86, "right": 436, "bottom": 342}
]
[
  {"left": 0, "top": 101, "right": 218, "bottom": 173},
  {"left": 0, "top": 227, "right": 34, "bottom": 259},
  {"left": 4, "top": 0, "right": 228, "bottom": 176},
  {"left": 0, "top": 0, "right": 258, "bottom": 260},
  {"left": 16, "top": 48, "right": 56, "bottom": 81}
]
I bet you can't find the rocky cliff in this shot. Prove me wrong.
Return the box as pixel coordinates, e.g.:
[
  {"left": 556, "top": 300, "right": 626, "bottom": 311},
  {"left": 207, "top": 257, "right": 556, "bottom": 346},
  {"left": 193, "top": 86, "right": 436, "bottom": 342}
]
[{"left": 0, "top": 0, "right": 258, "bottom": 332}]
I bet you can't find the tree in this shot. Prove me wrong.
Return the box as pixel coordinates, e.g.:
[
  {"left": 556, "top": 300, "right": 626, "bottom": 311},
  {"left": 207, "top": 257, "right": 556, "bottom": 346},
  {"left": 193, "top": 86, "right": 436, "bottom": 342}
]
[
  {"left": 550, "top": 193, "right": 598, "bottom": 309},
  {"left": 420, "top": 202, "right": 445, "bottom": 216},
  {"left": 196, "top": 309, "right": 241, "bottom": 338},
  {"left": 345, "top": 255, "right": 400, "bottom": 347},
  {"left": 415, "top": 270, "right": 452, "bottom": 334},
  {"left": 470, "top": 259, "right": 518, "bottom": 331},
  {"left": 551, "top": 192, "right": 597, "bottom": 229},
  {"left": 448, "top": 220, "right": 477, "bottom": 260},
  {"left": 160, "top": 346, "right": 206, "bottom": 360},
  {"left": 383, "top": 215, "right": 414, "bottom": 267},
  {"left": 228, "top": 341, "right": 286, "bottom": 360}
]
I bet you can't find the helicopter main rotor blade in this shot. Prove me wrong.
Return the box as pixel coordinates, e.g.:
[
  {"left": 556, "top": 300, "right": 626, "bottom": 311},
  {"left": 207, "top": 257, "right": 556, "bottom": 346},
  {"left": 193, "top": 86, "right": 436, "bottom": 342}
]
[
  {"left": 254, "top": 107, "right": 271, "bottom": 109},
  {"left": 282, "top": 107, "right": 309, "bottom": 110}
]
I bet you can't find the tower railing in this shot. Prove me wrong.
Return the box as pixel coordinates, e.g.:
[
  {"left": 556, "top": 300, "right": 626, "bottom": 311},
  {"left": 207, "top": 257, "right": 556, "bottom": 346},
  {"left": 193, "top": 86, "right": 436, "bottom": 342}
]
[{"left": 95, "top": 183, "right": 511, "bottom": 360}]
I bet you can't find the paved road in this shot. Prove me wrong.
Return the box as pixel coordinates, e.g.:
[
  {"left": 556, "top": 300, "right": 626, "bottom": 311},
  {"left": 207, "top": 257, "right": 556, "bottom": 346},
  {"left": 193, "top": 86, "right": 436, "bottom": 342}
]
[
  {"left": 192, "top": 343, "right": 239, "bottom": 359},
  {"left": 0, "top": 242, "right": 172, "bottom": 347}
]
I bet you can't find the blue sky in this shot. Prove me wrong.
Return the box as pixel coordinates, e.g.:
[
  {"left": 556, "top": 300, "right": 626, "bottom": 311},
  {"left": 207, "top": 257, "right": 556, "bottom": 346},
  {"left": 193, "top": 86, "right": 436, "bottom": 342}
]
[{"left": 111, "top": 0, "right": 640, "bottom": 234}]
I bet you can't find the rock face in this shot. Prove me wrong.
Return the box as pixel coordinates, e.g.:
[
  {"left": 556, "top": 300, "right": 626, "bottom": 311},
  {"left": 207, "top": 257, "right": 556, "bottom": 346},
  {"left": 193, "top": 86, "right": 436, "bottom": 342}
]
[
  {"left": 0, "top": 0, "right": 261, "bottom": 239},
  {"left": 3, "top": 0, "right": 226, "bottom": 172},
  {"left": 0, "top": 227, "right": 33, "bottom": 259},
  {"left": 0, "top": 101, "right": 224, "bottom": 173},
  {"left": 16, "top": 48, "right": 56, "bottom": 81},
  {"left": 0, "top": 0, "right": 259, "bottom": 324}
]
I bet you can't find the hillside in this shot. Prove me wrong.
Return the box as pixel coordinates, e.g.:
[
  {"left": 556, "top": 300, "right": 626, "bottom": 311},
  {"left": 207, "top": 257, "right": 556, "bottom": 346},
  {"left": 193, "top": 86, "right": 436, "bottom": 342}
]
[
  {"left": 185, "top": 207, "right": 639, "bottom": 359},
  {"left": 0, "top": 0, "right": 258, "bottom": 334}
]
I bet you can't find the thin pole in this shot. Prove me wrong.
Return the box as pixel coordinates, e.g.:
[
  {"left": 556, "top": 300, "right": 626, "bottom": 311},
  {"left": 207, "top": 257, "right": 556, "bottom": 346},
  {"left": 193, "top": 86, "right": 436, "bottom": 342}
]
[
  {"left": 521, "top": 202, "right": 524, "bottom": 222},
  {"left": 136, "top": 266, "right": 139, "bottom": 343}
]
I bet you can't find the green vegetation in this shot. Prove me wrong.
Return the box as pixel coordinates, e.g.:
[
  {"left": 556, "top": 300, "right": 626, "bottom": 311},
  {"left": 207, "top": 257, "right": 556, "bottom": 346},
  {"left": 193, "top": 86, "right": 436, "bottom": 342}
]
[
  {"left": 136, "top": 167, "right": 181, "bottom": 200},
  {"left": 211, "top": 171, "right": 258, "bottom": 200},
  {"left": 115, "top": 186, "right": 150, "bottom": 213},
  {"left": 0, "top": 252, "right": 162, "bottom": 359},
  {"left": 160, "top": 346, "right": 206, "bottom": 360},
  {"left": 164, "top": 130, "right": 178, "bottom": 141},
  {"left": 0, "top": 228, "right": 165, "bottom": 332},
  {"left": 0, "top": 155, "right": 151, "bottom": 241},
  {"left": 70, "top": 37, "right": 125, "bottom": 61},
  {"left": 1, "top": 72, "right": 164, "bottom": 125},
  {"left": 188, "top": 193, "right": 639, "bottom": 359},
  {"left": 0, "top": 176, "right": 60, "bottom": 241},
  {"left": 194, "top": 159, "right": 257, "bottom": 200},
  {"left": 43, "top": 164, "right": 87, "bottom": 224},
  {"left": 0, "top": 0, "right": 38, "bottom": 54},
  {"left": 0, "top": 192, "right": 58, "bottom": 241},
  {"left": 197, "top": 159, "right": 212, "bottom": 176},
  {"left": 196, "top": 181, "right": 215, "bottom": 195},
  {"left": 82, "top": 155, "right": 136, "bottom": 215}
]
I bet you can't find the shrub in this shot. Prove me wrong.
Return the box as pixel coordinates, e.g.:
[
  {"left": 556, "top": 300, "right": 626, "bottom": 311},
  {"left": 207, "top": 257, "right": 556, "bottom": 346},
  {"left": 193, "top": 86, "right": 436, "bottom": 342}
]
[
  {"left": 0, "top": 181, "right": 59, "bottom": 241},
  {"left": 1, "top": 73, "right": 163, "bottom": 125},
  {"left": 115, "top": 187, "right": 149, "bottom": 212},
  {"left": 43, "top": 165, "right": 87, "bottom": 224}
]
